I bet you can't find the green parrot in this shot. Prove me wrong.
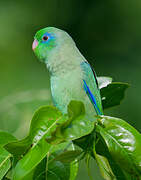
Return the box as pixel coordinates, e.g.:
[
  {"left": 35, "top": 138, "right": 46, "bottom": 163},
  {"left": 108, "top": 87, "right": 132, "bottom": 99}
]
[{"left": 32, "top": 27, "right": 103, "bottom": 116}]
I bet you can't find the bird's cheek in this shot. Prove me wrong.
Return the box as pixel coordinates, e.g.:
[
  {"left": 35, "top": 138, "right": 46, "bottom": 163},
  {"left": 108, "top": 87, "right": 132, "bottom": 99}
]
[{"left": 32, "top": 39, "right": 38, "bottom": 50}]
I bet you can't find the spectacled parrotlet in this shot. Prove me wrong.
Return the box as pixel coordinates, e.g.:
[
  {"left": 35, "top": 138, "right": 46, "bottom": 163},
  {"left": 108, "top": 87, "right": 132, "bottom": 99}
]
[{"left": 32, "top": 27, "right": 103, "bottom": 116}]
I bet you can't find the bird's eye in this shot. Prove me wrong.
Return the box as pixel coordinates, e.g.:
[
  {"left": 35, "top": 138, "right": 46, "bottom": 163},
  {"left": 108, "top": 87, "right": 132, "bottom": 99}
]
[{"left": 42, "top": 35, "right": 48, "bottom": 41}]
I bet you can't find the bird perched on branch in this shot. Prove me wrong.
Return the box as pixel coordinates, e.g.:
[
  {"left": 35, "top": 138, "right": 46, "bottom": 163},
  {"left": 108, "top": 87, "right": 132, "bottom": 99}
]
[{"left": 32, "top": 27, "right": 102, "bottom": 116}]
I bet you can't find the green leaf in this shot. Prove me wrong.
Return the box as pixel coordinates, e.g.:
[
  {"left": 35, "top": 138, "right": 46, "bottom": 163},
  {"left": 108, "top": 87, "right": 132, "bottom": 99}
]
[
  {"left": 94, "top": 154, "right": 116, "bottom": 180},
  {"left": 32, "top": 157, "right": 46, "bottom": 180},
  {"left": 5, "top": 137, "right": 31, "bottom": 156},
  {"left": 97, "top": 77, "right": 129, "bottom": 109},
  {"left": 53, "top": 150, "right": 82, "bottom": 163},
  {"left": 5, "top": 101, "right": 94, "bottom": 179},
  {"left": 96, "top": 115, "right": 141, "bottom": 178},
  {"left": 0, "top": 148, "right": 12, "bottom": 180},
  {"left": 95, "top": 136, "right": 127, "bottom": 180},
  {"left": 21, "top": 169, "right": 35, "bottom": 180},
  {"left": 100, "top": 82, "right": 129, "bottom": 109},
  {"left": 64, "top": 142, "right": 79, "bottom": 180},
  {"left": 0, "top": 131, "right": 16, "bottom": 146},
  {"left": 8, "top": 101, "right": 91, "bottom": 179},
  {"left": 6, "top": 101, "right": 94, "bottom": 156},
  {"left": 46, "top": 148, "right": 79, "bottom": 180},
  {"left": 73, "top": 132, "right": 95, "bottom": 155},
  {"left": 93, "top": 136, "right": 116, "bottom": 180},
  {"left": 0, "top": 131, "right": 16, "bottom": 180},
  {"left": 5, "top": 106, "right": 67, "bottom": 157},
  {"left": 12, "top": 106, "right": 66, "bottom": 180},
  {"left": 47, "top": 156, "right": 71, "bottom": 180},
  {"left": 33, "top": 142, "right": 79, "bottom": 180},
  {"left": 97, "top": 76, "right": 112, "bottom": 89},
  {"left": 62, "top": 101, "right": 95, "bottom": 140},
  {"left": 47, "top": 101, "right": 96, "bottom": 143},
  {"left": 69, "top": 159, "right": 79, "bottom": 180}
]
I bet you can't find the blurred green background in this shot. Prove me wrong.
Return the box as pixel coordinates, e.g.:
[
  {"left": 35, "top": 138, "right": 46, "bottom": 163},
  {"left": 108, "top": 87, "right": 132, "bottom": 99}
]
[{"left": 0, "top": 0, "right": 141, "bottom": 179}]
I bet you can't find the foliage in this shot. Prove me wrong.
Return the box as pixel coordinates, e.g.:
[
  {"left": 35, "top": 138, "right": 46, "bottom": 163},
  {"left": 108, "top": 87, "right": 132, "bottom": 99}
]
[{"left": 0, "top": 77, "right": 141, "bottom": 180}]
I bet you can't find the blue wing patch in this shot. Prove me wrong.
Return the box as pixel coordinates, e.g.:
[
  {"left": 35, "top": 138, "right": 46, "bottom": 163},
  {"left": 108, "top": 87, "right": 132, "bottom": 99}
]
[{"left": 83, "top": 80, "right": 102, "bottom": 115}]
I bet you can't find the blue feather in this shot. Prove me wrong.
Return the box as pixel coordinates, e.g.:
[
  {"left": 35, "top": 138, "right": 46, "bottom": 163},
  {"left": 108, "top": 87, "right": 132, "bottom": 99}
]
[{"left": 83, "top": 80, "right": 102, "bottom": 115}]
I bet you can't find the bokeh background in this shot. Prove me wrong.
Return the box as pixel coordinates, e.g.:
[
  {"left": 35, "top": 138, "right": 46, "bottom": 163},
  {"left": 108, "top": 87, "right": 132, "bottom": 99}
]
[{"left": 0, "top": 1, "right": 141, "bottom": 179}]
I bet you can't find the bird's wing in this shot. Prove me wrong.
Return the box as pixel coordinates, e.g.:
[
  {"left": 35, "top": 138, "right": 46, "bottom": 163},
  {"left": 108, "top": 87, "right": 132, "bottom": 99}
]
[{"left": 80, "top": 61, "right": 103, "bottom": 115}]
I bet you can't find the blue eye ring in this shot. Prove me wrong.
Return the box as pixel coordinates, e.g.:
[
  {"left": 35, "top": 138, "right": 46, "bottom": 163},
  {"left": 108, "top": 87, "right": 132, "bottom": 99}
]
[
  {"left": 42, "top": 35, "right": 49, "bottom": 41},
  {"left": 41, "top": 32, "right": 55, "bottom": 43}
]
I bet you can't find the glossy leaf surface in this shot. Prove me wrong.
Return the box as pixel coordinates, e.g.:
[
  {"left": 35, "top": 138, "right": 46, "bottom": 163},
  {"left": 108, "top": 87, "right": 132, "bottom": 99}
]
[
  {"left": 12, "top": 106, "right": 66, "bottom": 180},
  {"left": 96, "top": 115, "right": 141, "bottom": 178}
]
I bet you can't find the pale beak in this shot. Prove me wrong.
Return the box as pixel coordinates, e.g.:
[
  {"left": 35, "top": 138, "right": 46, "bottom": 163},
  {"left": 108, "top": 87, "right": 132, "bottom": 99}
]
[{"left": 32, "top": 39, "right": 38, "bottom": 50}]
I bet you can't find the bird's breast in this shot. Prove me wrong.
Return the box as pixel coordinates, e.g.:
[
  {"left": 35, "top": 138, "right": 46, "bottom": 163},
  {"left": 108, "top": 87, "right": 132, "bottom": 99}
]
[{"left": 50, "top": 68, "right": 86, "bottom": 113}]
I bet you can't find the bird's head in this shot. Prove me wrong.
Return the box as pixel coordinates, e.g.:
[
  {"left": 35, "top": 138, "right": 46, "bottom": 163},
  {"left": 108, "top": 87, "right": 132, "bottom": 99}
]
[{"left": 32, "top": 27, "right": 74, "bottom": 64}]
